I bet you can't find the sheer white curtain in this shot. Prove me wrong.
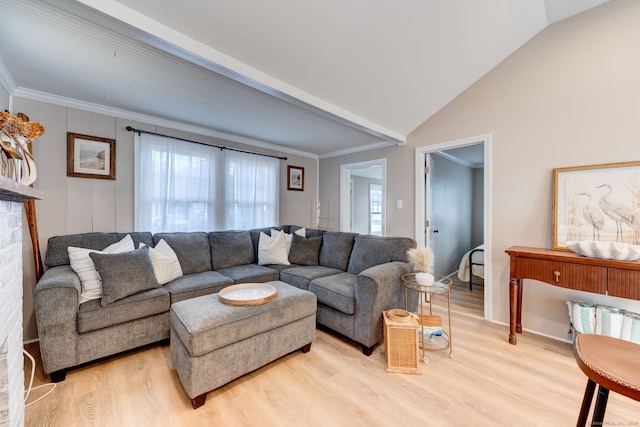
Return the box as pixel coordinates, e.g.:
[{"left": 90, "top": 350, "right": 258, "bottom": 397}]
[
  {"left": 134, "top": 132, "right": 219, "bottom": 233},
  {"left": 134, "top": 132, "right": 279, "bottom": 232},
  {"left": 223, "top": 150, "right": 279, "bottom": 230}
]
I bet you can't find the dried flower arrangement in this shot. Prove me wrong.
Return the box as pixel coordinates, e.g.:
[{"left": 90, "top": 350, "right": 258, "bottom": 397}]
[
  {"left": 406, "top": 247, "right": 434, "bottom": 273},
  {"left": 0, "top": 111, "right": 45, "bottom": 185},
  {"left": 407, "top": 247, "right": 435, "bottom": 285}
]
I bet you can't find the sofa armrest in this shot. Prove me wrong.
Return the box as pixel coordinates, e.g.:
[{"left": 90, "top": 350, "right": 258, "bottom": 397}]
[
  {"left": 353, "top": 261, "right": 417, "bottom": 347},
  {"left": 34, "top": 265, "right": 81, "bottom": 374}
]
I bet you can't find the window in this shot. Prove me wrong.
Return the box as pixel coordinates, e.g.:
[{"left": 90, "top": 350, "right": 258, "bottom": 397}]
[
  {"left": 369, "top": 183, "right": 383, "bottom": 236},
  {"left": 134, "top": 132, "right": 279, "bottom": 232},
  {"left": 224, "top": 150, "right": 279, "bottom": 230}
]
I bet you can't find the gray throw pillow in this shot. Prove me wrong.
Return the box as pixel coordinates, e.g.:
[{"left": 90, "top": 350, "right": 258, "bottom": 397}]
[
  {"left": 89, "top": 246, "right": 159, "bottom": 307},
  {"left": 289, "top": 234, "right": 322, "bottom": 266}
]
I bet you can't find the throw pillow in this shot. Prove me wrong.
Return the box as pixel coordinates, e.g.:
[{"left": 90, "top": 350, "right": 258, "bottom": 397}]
[
  {"left": 89, "top": 246, "right": 159, "bottom": 307},
  {"left": 258, "top": 231, "right": 290, "bottom": 265},
  {"left": 139, "top": 239, "right": 183, "bottom": 285},
  {"left": 68, "top": 234, "right": 135, "bottom": 304},
  {"left": 289, "top": 234, "right": 322, "bottom": 266},
  {"left": 270, "top": 227, "right": 306, "bottom": 254}
]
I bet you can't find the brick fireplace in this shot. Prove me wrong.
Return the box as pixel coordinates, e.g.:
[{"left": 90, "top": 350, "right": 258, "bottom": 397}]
[{"left": 0, "top": 176, "right": 41, "bottom": 427}]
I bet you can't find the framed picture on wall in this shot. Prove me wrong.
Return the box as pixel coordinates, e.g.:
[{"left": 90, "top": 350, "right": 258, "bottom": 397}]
[
  {"left": 552, "top": 160, "right": 640, "bottom": 250},
  {"left": 287, "top": 165, "right": 304, "bottom": 191},
  {"left": 67, "top": 132, "right": 116, "bottom": 180}
]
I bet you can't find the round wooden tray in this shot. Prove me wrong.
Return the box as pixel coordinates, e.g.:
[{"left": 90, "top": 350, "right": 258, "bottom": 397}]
[{"left": 219, "top": 283, "right": 277, "bottom": 306}]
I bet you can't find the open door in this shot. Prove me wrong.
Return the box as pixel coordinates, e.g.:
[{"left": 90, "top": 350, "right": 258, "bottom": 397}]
[{"left": 416, "top": 135, "right": 490, "bottom": 319}]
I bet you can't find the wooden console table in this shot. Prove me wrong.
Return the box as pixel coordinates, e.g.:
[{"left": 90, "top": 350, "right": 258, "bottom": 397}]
[{"left": 506, "top": 246, "right": 640, "bottom": 345}]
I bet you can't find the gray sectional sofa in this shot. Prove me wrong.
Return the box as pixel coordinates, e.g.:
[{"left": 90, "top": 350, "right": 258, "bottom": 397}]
[{"left": 34, "top": 225, "right": 417, "bottom": 381}]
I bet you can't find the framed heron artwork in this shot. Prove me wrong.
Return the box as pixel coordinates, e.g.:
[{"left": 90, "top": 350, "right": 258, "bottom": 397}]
[{"left": 552, "top": 161, "right": 640, "bottom": 250}]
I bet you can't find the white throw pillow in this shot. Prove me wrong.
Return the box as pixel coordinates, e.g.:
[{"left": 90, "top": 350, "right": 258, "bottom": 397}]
[
  {"left": 68, "top": 234, "right": 135, "bottom": 304},
  {"left": 270, "top": 228, "right": 306, "bottom": 255},
  {"left": 139, "top": 239, "right": 183, "bottom": 285},
  {"left": 258, "top": 231, "right": 290, "bottom": 265}
]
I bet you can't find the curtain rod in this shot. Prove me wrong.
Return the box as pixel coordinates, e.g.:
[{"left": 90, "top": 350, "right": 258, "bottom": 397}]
[{"left": 125, "top": 126, "right": 288, "bottom": 161}]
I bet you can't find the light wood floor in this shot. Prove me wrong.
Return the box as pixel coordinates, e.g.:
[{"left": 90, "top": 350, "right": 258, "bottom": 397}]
[{"left": 24, "top": 304, "right": 640, "bottom": 427}]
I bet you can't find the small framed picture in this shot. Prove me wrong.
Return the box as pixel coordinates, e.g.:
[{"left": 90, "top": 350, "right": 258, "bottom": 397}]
[
  {"left": 67, "top": 132, "right": 116, "bottom": 180},
  {"left": 287, "top": 165, "right": 304, "bottom": 191},
  {"left": 552, "top": 160, "right": 640, "bottom": 250}
]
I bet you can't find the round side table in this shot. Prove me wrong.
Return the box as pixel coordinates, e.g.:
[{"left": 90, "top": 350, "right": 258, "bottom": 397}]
[{"left": 401, "top": 273, "right": 454, "bottom": 363}]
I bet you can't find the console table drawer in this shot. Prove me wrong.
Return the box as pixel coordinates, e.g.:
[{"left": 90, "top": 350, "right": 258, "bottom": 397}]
[
  {"left": 608, "top": 268, "right": 640, "bottom": 299},
  {"left": 516, "top": 258, "right": 607, "bottom": 293}
]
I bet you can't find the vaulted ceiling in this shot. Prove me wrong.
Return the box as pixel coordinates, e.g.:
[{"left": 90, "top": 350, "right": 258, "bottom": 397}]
[{"left": 0, "top": 0, "right": 609, "bottom": 157}]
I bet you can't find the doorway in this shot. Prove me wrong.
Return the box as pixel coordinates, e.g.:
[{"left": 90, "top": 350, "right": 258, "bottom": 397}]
[
  {"left": 340, "top": 159, "right": 386, "bottom": 235},
  {"left": 415, "top": 135, "right": 491, "bottom": 319}
]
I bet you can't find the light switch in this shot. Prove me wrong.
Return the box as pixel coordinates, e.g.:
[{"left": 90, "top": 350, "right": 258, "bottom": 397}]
[{"left": 396, "top": 200, "right": 403, "bottom": 209}]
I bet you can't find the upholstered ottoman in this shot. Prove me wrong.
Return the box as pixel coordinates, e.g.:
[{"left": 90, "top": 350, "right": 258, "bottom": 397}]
[{"left": 170, "top": 280, "right": 317, "bottom": 409}]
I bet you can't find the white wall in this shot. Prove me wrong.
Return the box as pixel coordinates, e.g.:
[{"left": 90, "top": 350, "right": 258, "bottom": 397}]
[
  {"left": 14, "top": 98, "right": 317, "bottom": 341},
  {"left": 320, "top": 0, "right": 640, "bottom": 341}
]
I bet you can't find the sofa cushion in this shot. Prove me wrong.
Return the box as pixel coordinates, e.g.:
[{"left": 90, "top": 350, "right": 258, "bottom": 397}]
[
  {"left": 77, "top": 287, "right": 170, "bottom": 333},
  {"left": 154, "top": 232, "right": 212, "bottom": 274},
  {"left": 347, "top": 235, "right": 416, "bottom": 275},
  {"left": 209, "top": 230, "right": 255, "bottom": 269},
  {"left": 289, "top": 234, "right": 322, "bottom": 266},
  {"left": 249, "top": 226, "right": 287, "bottom": 260},
  {"left": 271, "top": 228, "right": 305, "bottom": 254},
  {"left": 258, "top": 231, "right": 290, "bottom": 265},
  {"left": 139, "top": 239, "right": 184, "bottom": 285},
  {"left": 46, "top": 232, "right": 153, "bottom": 267},
  {"left": 164, "top": 271, "right": 234, "bottom": 304},
  {"left": 69, "top": 234, "right": 136, "bottom": 304},
  {"left": 89, "top": 247, "right": 160, "bottom": 306},
  {"left": 289, "top": 225, "right": 325, "bottom": 238},
  {"left": 309, "top": 272, "right": 357, "bottom": 315},
  {"left": 216, "top": 264, "right": 280, "bottom": 284},
  {"left": 319, "top": 232, "right": 357, "bottom": 271},
  {"left": 279, "top": 266, "right": 343, "bottom": 291}
]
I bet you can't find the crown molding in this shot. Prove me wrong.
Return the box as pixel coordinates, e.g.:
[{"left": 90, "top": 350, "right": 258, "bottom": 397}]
[{"left": 11, "top": 87, "right": 319, "bottom": 159}]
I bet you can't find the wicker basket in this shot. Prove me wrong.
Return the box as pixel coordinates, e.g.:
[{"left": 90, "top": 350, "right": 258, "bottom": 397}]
[{"left": 383, "top": 310, "right": 420, "bottom": 374}]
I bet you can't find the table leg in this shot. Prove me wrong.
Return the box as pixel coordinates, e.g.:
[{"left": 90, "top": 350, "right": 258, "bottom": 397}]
[
  {"left": 509, "top": 278, "right": 519, "bottom": 345},
  {"left": 516, "top": 278, "right": 523, "bottom": 334}
]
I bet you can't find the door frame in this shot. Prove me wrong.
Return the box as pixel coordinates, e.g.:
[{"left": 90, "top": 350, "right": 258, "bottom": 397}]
[
  {"left": 340, "top": 158, "right": 387, "bottom": 234},
  {"left": 414, "top": 135, "right": 492, "bottom": 319}
]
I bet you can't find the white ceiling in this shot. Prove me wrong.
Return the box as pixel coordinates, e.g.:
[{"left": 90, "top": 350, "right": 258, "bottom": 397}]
[{"left": 0, "top": 0, "right": 608, "bottom": 158}]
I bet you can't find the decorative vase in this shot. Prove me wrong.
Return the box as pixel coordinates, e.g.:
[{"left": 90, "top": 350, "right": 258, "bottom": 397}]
[{"left": 415, "top": 272, "right": 434, "bottom": 286}]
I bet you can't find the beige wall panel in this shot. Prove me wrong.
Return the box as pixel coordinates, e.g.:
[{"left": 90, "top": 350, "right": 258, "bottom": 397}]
[
  {"left": 115, "top": 119, "right": 135, "bottom": 231},
  {"left": 318, "top": 156, "right": 341, "bottom": 231},
  {"left": 280, "top": 155, "right": 318, "bottom": 228},
  {"left": 66, "top": 179, "right": 94, "bottom": 233},
  {"left": 92, "top": 180, "right": 117, "bottom": 231},
  {"left": 319, "top": 145, "right": 414, "bottom": 237},
  {"left": 66, "top": 107, "right": 98, "bottom": 135}
]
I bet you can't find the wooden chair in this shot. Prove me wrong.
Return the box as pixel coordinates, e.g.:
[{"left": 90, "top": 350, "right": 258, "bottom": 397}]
[{"left": 574, "top": 334, "right": 640, "bottom": 426}]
